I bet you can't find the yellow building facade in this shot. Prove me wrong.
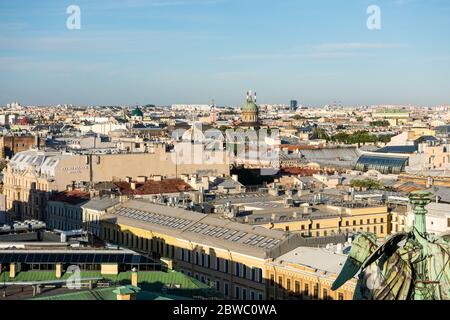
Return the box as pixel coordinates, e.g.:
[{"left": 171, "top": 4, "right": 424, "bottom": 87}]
[
  {"left": 99, "top": 200, "right": 356, "bottom": 300},
  {"left": 256, "top": 205, "right": 390, "bottom": 239}
]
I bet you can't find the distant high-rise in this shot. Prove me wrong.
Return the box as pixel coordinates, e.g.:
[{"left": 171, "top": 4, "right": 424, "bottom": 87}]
[{"left": 290, "top": 100, "right": 298, "bottom": 112}]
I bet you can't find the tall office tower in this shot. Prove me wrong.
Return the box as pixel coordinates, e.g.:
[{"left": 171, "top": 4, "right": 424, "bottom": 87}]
[{"left": 290, "top": 100, "right": 298, "bottom": 112}]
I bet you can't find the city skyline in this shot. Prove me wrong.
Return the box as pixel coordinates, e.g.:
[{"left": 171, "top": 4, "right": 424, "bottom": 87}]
[{"left": 1, "top": 0, "right": 450, "bottom": 106}]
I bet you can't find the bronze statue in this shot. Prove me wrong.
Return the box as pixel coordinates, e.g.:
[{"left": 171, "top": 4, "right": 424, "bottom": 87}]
[{"left": 332, "top": 191, "right": 450, "bottom": 300}]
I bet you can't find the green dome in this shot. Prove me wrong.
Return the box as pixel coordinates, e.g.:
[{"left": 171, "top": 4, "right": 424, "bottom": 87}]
[
  {"left": 131, "top": 107, "right": 143, "bottom": 117},
  {"left": 242, "top": 100, "right": 258, "bottom": 112}
]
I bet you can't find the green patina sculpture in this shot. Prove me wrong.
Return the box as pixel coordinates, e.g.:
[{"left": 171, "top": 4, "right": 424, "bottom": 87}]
[{"left": 332, "top": 191, "right": 450, "bottom": 300}]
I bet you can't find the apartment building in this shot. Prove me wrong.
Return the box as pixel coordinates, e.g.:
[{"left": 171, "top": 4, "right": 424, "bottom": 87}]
[
  {"left": 47, "top": 190, "right": 90, "bottom": 231},
  {"left": 99, "top": 199, "right": 355, "bottom": 300},
  {"left": 237, "top": 202, "right": 390, "bottom": 239},
  {"left": 0, "top": 134, "right": 42, "bottom": 159},
  {"left": 2, "top": 145, "right": 229, "bottom": 221}
]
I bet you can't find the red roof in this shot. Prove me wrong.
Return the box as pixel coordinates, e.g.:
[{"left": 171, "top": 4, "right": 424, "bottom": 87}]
[
  {"left": 281, "top": 168, "right": 320, "bottom": 176},
  {"left": 114, "top": 179, "right": 193, "bottom": 196},
  {"left": 280, "top": 145, "right": 320, "bottom": 151},
  {"left": 49, "top": 190, "right": 90, "bottom": 205}
]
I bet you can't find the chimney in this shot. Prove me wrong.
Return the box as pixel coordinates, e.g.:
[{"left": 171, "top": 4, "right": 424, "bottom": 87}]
[
  {"left": 130, "top": 182, "right": 137, "bottom": 190},
  {"left": 125, "top": 177, "right": 132, "bottom": 183},
  {"left": 137, "top": 176, "right": 147, "bottom": 183},
  {"left": 131, "top": 268, "right": 138, "bottom": 287},
  {"left": 119, "top": 195, "right": 129, "bottom": 203},
  {"left": 34, "top": 135, "right": 40, "bottom": 150}
]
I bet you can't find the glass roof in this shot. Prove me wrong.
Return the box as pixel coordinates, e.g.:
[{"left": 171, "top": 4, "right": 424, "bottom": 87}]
[
  {"left": 356, "top": 155, "right": 408, "bottom": 174},
  {"left": 0, "top": 252, "right": 157, "bottom": 265}
]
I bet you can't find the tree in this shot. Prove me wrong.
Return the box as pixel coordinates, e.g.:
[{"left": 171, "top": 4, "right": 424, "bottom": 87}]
[{"left": 350, "top": 178, "right": 383, "bottom": 190}]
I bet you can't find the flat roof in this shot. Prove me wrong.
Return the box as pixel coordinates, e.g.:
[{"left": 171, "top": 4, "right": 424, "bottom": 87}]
[
  {"left": 273, "top": 246, "right": 352, "bottom": 278},
  {"left": 103, "top": 199, "right": 291, "bottom": 259},
  {"left": 0, "top": 249, "right": 157, "bottom": 265},
  {"left": 82, "top": 196, "right": 120, "bottom": 211}
]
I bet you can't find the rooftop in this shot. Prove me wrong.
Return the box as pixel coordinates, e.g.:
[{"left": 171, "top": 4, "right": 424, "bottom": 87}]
[
  {"left": 114, "top": 178, "right": 192, "bottom": 196},
  {"left": 103, "top": 199, "right": 292, "bottom": 259},
  {"left": 1, "top": 270, "right": 220, "bottom": 300},
  {"left": 49, "top": 190, "right": 90, "bottom": 205},
  {"left": 81, "top": 196, "right": 121, "bottom": 211},
  {"left": 273, "top": 246, "right": 353, "bottom": 279}
]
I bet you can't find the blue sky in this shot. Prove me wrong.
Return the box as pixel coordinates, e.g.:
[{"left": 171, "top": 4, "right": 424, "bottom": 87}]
[{"left": 1, "top": 0, "right": 450, "bottom": 106}]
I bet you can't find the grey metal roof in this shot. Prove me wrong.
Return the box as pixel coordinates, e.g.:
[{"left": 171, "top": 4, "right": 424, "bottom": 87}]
[
  {"left": 82, "top": 196, "right": 120, "bottom": 211},
  {"left": 104, "top": 199, "right": 292, "bottom": 259}
]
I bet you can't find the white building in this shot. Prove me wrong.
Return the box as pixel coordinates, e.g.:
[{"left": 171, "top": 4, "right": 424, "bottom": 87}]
[{"left": 407, "top": 202, "right": 450, "bottom": 236}]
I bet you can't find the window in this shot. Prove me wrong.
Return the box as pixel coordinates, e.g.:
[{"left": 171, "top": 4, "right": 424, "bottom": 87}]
[
  {"left": 286, "top": 279, "right": 291, "bottom": 291},
  {"left": 216, "top": 258, "right": 220, "bottom": 271},
  {"left": 313, "top": 284, "right": 319, "bottom": 299},
  {"left": 381, "top": 225, "right": 384, "bottom": 233},
  {"left": 235, "top": 263, "right": 240, "bottom": 276},
  {"left": 338, "top": 293, "right": 344, "bottom": 300},
  {"left": 346, "top": 221, "right": 349, "bottom": 226},
  {"left": 224, "top": 283, "right": 229, "bottom": 296},
  {"left": 316, "top": 223, "right": 320, "bottom": 229},
  {"left": 304, "top": 284, "right": 309, "bottom": 297},
  {"left": 235, "top": 286, "right": 241, "bottom": 299},
  {"left": 278, "top": 276, "right": 283, "bottom": 288},
  {"left": 250, "top": 291, "right": 255, "bottom": 300},
  {"left": 381, "top": 218, "right": 384, "bottom": 223},
  {"left": 323, "top": 288, "right": 328, "bottom": 300},
  {"left": 216, "top": 280, "right": 220, "bottom": 291},
  {"left": 242, "top": 288, "right": 247, "bottom": 300},
  {"left": 270, "top": 274, "right": 275, "bottom": 286},
  {"left": 353, "top": 220, "right": 356, "bottom": 226},
  {"left": 295, "top": 281, "right": 300, "bottom": 293},
  {"left": 224, "top": 260, "right": 229, "bottom": 273}
]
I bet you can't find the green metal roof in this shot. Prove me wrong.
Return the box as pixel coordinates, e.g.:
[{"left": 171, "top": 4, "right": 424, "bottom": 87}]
[
  {"left": 112, "top": 285, "right": 141, "bottom": 295},
  {"left": 131, "top": 107, "right": 143, "bottom": 117},
  {"left": 242, "top": 101, "right": 258, "bottom": 112},
  {"left": 32, "top": 287, "right": 179, "bottom": 301},
  {"left": 2, "top": 270, "right": 222, "bottom": 299}
]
